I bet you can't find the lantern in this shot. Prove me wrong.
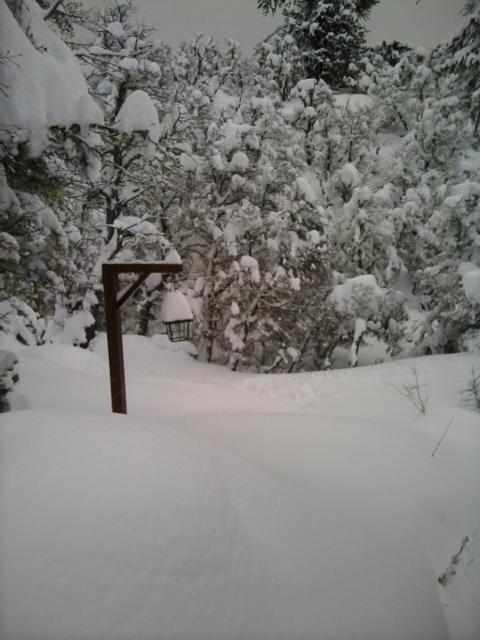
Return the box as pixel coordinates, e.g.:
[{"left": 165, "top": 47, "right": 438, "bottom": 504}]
[{"left": 160, "top": 291, "right": 193, "bottom": 343}]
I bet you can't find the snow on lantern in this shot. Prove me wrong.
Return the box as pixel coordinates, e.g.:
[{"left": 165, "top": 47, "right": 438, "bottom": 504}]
[{"left": 160, "top": 291, "right": 193, "bottom": 342}]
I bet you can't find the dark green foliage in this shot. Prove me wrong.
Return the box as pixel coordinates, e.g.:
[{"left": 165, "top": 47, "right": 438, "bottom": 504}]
[
  {"left": 262, "top": 1, "right": 379, "bottom": 88},
  {"left": 257, "top": 0, "right": 378, "bottom": 18},
  {"left": 369, "top": 40, "right": 415, "bottom": 67}
]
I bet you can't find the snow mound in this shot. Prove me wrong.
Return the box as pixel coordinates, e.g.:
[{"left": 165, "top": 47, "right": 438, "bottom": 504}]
[{"left": 30, "top": 343, "right": 105, "bottom": 376}]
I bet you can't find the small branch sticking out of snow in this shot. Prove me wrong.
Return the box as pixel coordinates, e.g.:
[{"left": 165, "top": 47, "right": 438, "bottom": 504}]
[
  {"left": 393, "top": 367, "right": 428, "bottom": 415},
  {"left": 431, "top": 418, "right": 454, "bottom": 459}
]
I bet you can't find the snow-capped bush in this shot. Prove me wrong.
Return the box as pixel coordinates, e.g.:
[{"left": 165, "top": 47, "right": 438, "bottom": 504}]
[{"left": 0, "top": 349, "right": 18, "bottom": 412}]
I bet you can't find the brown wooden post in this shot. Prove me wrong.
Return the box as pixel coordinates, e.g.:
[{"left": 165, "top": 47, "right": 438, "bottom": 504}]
[
  {"left": 102, "top": 262, "right": 183, "bottom": 414},
  {"left": 102, "top": 264, "right": 127, "bottom": 413}
]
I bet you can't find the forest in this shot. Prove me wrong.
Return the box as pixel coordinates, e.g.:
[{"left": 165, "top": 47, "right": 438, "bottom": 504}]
[{"left": 1, "top": 0, "right": 479, "bottom": 406}]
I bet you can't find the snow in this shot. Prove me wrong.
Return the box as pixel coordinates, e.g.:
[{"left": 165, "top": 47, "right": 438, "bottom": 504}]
[
  {"left": 460, "top": 263, "right": 480, "bottom": 303},
  {"left": 1, "top": 335, "right": 479, "bottom": 639},
  {"left": 333, "top": 93, "right": 375, "bottom": 111},
  {"left": 296, "top": 78, "right": 316, "bottom": 92},
  {"left": 106, "top": 20, "right": 125, "bottom": 37},
  {"left": 340, "top": 162, "right": 361, "bottom": 187},
  {"left": 160, "top": 291, "right": 193, "bottom": 322},
  {"left": 329, "top": 274, "right": 384, "bottom": 314},
  {"left": 296, "top": 176, "right": 316, "bottom": 203},
  {"left": 0, "top": 336, "right": 480, "bottom": 640},
  {"left": 112, "top": 215, "right": 157, "bottom": 235},
  {"left": 179, "top": 152, "right": 201, "bottom": 171},
  {"left": 213, "top": 89, "right": 239, "bottom": 113},
  {"left": 50, "top": 309, "right": 95, "bottom": 346},
  {"left": 289, "top": 276, "right": 301, "bottom": 291},
  {"left": 0, "top": 0, "right": 102, "bottom": 154},
  {"left": 350, "top": 317, "right": 366, "bottom": 367},
  {"left": 217, "top": 120, "right": 250, "bottom": 153},
  {"left": 1, "top": 8, "right": 480, "bottom": 633},
  {"left": 119, "top": 56, "right": 139, "bottom": 72},
  {"left": 114, "top": 90, "right": 161, "bottom": 142},
  {"left": 0, "top": 232, "right": 19, "bottom": 263},
  {"left": 280, "top": 98, "right": 305, "bottom": 122},
  {"left": 228, "top": 151, "right": 249, "bottom": 171},
  {"left": 240, "top": 255, "right": 260, "bottom": 283},
  {"left": 163, "top": 248, "right": 183, "bottom": 265}
]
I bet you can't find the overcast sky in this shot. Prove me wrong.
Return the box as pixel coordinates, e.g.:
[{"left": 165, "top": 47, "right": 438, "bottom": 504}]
[{"left": 85, "top": 0, "right": 467, "bottom": 51}]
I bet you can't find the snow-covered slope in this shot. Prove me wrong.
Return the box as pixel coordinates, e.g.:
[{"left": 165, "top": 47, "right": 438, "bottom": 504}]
[{"left": 1, "top": 334, "right": 479, "bottom": 639}]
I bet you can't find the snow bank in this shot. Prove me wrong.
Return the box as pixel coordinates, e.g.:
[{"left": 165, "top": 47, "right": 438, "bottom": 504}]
[{"left": 0, "top": 0, "right": 102, "bottom": 153}]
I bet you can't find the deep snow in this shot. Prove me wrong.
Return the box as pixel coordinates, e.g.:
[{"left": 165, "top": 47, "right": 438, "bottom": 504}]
[{"left": 0, "top": 334, "right": 479, "bottom": 639}]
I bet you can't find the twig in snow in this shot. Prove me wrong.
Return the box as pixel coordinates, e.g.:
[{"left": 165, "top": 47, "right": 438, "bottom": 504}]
[
  {"left": 431, "top": 418, "right": 454, "bottom": 458},
  {"left": 438, "top": 536, "right": 469, "bottom": 586},
  {"left": 461, "top": 367, "right": 480, "bottom": 412},
  {"left": 393, "top": 367, "right": 428, "bottom": 414}
]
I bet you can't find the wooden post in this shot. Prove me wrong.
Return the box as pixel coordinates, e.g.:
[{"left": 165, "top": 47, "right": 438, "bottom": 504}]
[
  {"left": 102, "top": 262, "right": 182, "bottom": 414},
  {"left": 102, "top": 265, "right": 127, "bottom": 413}
]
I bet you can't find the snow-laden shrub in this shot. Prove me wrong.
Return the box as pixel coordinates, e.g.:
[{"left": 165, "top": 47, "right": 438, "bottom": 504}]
[
  {"left": 0, "top": 349, "right": 19, "bottom": 412},
  {"left": 0, "top": 297, "right": 44, "bottom": 346},
  {"left": 414, "top": 264, "right": 480, "bottom": 355},
  {"left": 329, "top": 274, "right": 407, "bottom": 366}
]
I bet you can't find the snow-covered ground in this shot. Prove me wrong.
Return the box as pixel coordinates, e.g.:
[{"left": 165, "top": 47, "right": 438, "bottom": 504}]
[{"left": 1, "top": 334, "right": 479, "bottom": 639}]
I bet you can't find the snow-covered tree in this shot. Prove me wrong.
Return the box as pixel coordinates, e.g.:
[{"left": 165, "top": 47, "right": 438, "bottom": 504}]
[
  {"left": 328, "top": 274, "right": 406, "bottom": 366},
  {"left": 67, "top": 1, "right": 177, "bottom": 339},
  {"left": 0, "top": 0, "right": 101, "bottom": 345},
  {"left": 253, "top": 33, "right": 305, "bottom": 100}
]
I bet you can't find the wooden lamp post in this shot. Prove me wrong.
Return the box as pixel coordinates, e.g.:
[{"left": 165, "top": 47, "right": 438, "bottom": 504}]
[{"left": 102, "top": 261, "right": 189, "bottom": 414}]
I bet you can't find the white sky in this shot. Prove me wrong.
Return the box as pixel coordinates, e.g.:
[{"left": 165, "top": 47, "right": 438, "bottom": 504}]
[{"left": 85, "top": 0, "right": 467, "bottom": 51}]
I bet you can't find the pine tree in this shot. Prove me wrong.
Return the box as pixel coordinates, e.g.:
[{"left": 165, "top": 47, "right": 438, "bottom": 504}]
[
  {"left": 443, "top": 0, "right": 480, "bottom": 134},
  {"left": 258, "top": 0, "right": 378, "bottom": 88}
]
